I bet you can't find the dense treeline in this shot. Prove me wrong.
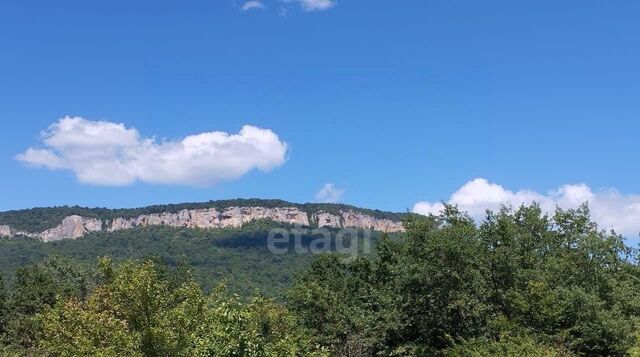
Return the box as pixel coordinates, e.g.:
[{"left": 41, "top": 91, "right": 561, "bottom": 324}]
[
  {"left": 1, "top": 204, "right": 640, "bottom": 356},
  {"left": 0, "top": 257, "right": 325, "bottom": 356},
  {"left": 0, "top": 199, "right": 406, "bottom": 232},
  {"left": 288, "top": 204, "right": 640, "bottom": 355}
]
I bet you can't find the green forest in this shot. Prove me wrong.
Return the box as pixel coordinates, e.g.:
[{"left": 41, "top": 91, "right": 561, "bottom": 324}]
[
  {"left": 1, "top": 204, "right": 640, "bottom": 356},
  {"left": 0, "top": 220, "right": 386, "bottom": 296}
]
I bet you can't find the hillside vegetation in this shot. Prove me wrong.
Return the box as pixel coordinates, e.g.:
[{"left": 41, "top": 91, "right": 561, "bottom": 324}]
[
  {"left": 0, "top": 204, "right": 639, "bottom": 356},
  {"left": 0, "top": 220, "right": 386, "bottom": 296}
]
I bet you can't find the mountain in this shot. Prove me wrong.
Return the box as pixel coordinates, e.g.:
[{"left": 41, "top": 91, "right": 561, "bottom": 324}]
[
  {"left": 0, "top": 199, "right": 407, "bottom": 242},
  {"left": 0, "top": 200, "right": 408, "bottom": 296}
]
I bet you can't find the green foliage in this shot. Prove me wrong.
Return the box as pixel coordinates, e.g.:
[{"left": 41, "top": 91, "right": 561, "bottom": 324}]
[
  {"left": 0, "top": 203, "right": 639, "bottom": 356},
  {"left": 9, "top": 256, "right": 96, "bottom": 316},
  {"left": 3, "top": 256, "right": 97, "bottom": 351},
  {"left": 38, "top": 299, "right": 142, "bottom": 357},
  {"left": 288, "top": 254, "right": 394, "bottom": 355},
  {"left": 0, "top": 273, "right": 6, "bottom": 335},
  {"left": 0, "top": 221, "right": 387, "bottom": 297},
  {"left": 192, "top": 291, "right": 326, "bottom": 356},
  {"left": 445, "top": 335, "right": 573, "bottom": 357},
  {"left": 394, "top": 207, "right": 491, "bottom": 351},
  {"left": 628, "top": 333, "right": 640, "bottom": 356},
  {"left": 289, "top": 204, "right": 640, "bottom": 356},
  {"left": 36, "top": 259, "right": 323, "bottom": 356}
]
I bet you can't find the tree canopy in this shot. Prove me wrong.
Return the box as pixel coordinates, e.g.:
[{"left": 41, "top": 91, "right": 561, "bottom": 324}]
[{"left": 287, "top": 204, "right": 640, "bottom": 356}]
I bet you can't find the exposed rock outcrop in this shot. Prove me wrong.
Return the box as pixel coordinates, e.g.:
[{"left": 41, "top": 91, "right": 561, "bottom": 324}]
[
  {"left": 109, "top": 207, "right": 310, "bottom": 231},
  {"left": 39, "top": 216, "right": 103, "bottom": 242},
  {"left": 0, "top": 206, "right": 405, "bottom": 242},
  {"left": 311, "top": 210, "right": 404, "bottom": 232},
  {"left": 1, "top": 216, "right": 102, "bottom": 241},
  {"left": 312, "top": 212, "right": 342, "bottom": 228},
  {"left": 0, "top": 225, "right": 13, "bottom": 238}
]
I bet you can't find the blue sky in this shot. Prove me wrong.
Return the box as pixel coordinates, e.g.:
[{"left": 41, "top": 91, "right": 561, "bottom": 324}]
[{"left": 0, "top": 0, "right": 639, "bottom": 235}]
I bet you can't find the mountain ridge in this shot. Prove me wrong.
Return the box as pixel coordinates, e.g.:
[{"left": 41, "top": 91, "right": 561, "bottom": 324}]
[{"left": 0, "top": 198, "right": 408, "bottom": 241}]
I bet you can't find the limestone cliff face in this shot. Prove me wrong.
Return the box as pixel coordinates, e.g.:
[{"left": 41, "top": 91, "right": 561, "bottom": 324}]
[
  {"left": 0, "top": 225, "right": 13, "bottom": 237},
  {"left": 39, "top": 216, "right": 103, "bottom": 242},
  {"left": 0, "top": 206, "right": 404, "bottom": 241},
  {"left": 0, "top": 216, "right": 102, "bottom": 242},
  {"left": 109, "top": 207, "right": 310, "bottom": 231},
  {"left": 311, "top": 210, "right": 404, "bottom": 232},
  {"left": 313, "top": 212, "right": 342, "bottom": 228},
  {"left": 0, "top": 225, "right": 37, "bottom": 239}
]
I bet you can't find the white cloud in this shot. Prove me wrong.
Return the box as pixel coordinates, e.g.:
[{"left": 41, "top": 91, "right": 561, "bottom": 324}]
[
  {"left": 413, "top": 178, "right": 640, "bottom": 237},
  {"left": 240, "top": 0, "right": 334, "bottom": 14},
  {"left": 298, "top": 0, "right": 335, "bottom": 11},
  {"left": 315, "top": 183, "right": 345, "bottom": 203},
  {"left": 283, "top": 0, "right": 335, "bottom": 12},
  {"left": 242, "top": 1, "right": 265, "bottom": 11},
  {"left": 17, "top": 148, "right": 67, "bottom": 169},
  {"left": 17, "top": 116, "right": 288, "bottom": 187}
]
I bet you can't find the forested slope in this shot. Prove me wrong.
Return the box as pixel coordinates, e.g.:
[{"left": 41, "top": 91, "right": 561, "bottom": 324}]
[{"left": 0, "top": 220, "right": 386, "bottom": 296}]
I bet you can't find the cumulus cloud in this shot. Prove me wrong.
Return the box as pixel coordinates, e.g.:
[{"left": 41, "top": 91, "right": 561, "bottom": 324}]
[
  {"left": 413, "top": 178, "right": 640, "bottom": 237},
  {"left": 16, "top": 116, "right": 288, "bottom": 187},
  {"left": 242, "top": 1, "right": 265, "bottom": 11},
  {"left": 315, "top": 183, "right": 345, "bottom": 203}
]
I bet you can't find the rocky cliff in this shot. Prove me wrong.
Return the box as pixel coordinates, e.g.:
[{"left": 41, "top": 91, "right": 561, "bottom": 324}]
[
  {"left": 0, "top": 205, "right": 405, "bottom": 241},
  {"left": 0, "top": 215, "right": 102, "bottom": 242}
]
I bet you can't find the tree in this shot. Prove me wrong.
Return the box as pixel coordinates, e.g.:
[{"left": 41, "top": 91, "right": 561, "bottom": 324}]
[
  {"left": 38, "top": 258, "right": 324, "bottom": 356},
  {"left": 288, "top": 254, "right": 393, "bottom": 355},
  {"left": 4, "top": 203, "right": 640, "bottom": 356},
  {"left": 193, "top": 290, "right": 325, "bottom": 356},
  {"left": 445, "top": 335, "right": 573, "bottom": 357},
  {"left": 289, "top": 204, "right": 640, "bottom": 356},
  {"left": 37, "top": 299, "right": 141, "bottom": 357},
  {"left": 5, "top": 256, "right": 96, "bottom": 350},
  {"left": 0, "top": 272, "right": 6, "bottom": 334}
]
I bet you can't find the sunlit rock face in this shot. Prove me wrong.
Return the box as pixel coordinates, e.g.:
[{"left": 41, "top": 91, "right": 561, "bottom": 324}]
[
  {"left": 313, "top": 212, "right": 342, "bottom": 228},
  {"left": 0, "top": 225, "right": 13, "bottom": 237},
  {"left": 311, "top": 210, "right": 404, "bottom": 232},
  {"left": 0, "top": 206, "right": 404, "bottom": 241},
  {"left": 108, "top": 207, "right": 311, "bottom": 231},
  {"left": 39, "top": 215, "right": 103, "bottom": 242},
  {"left": 2, "top": 217, "right": 101, "bottom": 241},
  {"left": 340, "top": 210, "right": 404, "bottom": 232},
  {"left": 1, "top": 225, "right": 38, "bottom": 239}
]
